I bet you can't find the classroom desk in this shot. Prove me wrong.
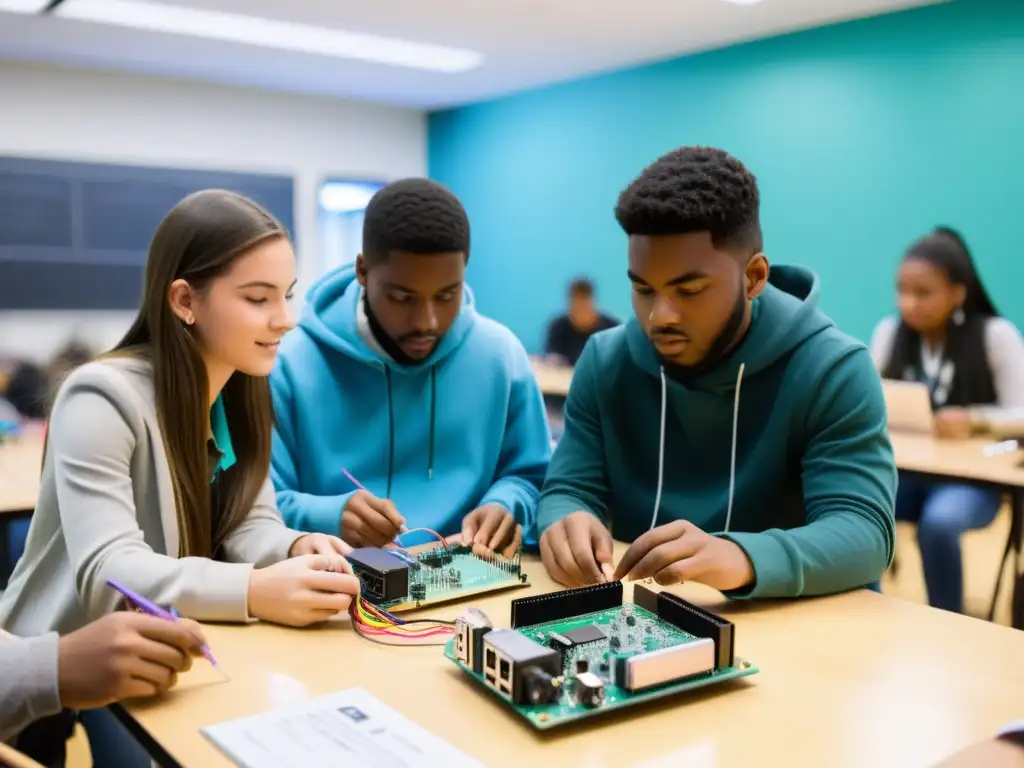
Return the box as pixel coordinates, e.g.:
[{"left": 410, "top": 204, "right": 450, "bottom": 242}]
[
  {"left": 118, "top": 544, "right": 1024, "bottom": 768},
  {"left": 531, "top": 360, "right": 573, "bottom": 397},
  {"left": 889, "top": 432, "right": 1024, "bottom": 627}
]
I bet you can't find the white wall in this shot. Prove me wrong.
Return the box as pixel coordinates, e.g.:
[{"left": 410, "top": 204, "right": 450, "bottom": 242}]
[{"left": 0, "top": 62, "right": 426, "bottom": 363}]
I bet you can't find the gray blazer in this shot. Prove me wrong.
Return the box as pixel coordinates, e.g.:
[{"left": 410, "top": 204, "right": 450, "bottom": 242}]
[{"left": 0, "top": 358, "right": 304, "bottom": 740}]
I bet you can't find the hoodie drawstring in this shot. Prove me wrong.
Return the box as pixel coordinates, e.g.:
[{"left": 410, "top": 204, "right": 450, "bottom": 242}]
[
  {"left": 724, "top": 363, "right": 745, "bottom": 534},
  {"left": 383, "top": 365, "right": 437, "bottom": 488},
  {"left": 648, "top": 367, "right": 668, "bottom": 533},
  {"left": 647, "top": 363, "right": 746, "bottom": 534},
  {"left": 385, "top": 367, "right": 395, "bottom": 498},
  {"left": 428, "top": 366, "right": 436, "bottom": 481}
]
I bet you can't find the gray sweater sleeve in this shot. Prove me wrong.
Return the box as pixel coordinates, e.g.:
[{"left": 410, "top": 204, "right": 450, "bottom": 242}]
[
  {"left": 0, "top": 633, "right": 62, "bottom": 744},
  {"left": 49, "top": 386, "right": 256, "bottom": 623},
  {"left": 869, "top": 317, "right": 898, "bottom": 374}
]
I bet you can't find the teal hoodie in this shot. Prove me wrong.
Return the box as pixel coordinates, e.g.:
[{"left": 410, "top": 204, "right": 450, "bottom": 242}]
[{"left": 537, "top": 265, "right": 897, "bottom": 599}]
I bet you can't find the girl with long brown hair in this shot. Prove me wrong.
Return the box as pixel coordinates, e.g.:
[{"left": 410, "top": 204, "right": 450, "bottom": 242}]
[{"left": 0, "top": 190, "right": 359, "bottom": 765}]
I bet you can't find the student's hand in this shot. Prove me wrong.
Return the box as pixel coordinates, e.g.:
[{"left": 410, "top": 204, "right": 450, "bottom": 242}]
[
  {"left": 461, "top": 504, "right": 522, "bottom": 559},
  {"left": 614, "top": 520, "right": 754, "bottom": 591},
  {"left": 934, "top": 407, "right": 973, "bottom": 440},
  {"left": 539, "top": 511, "right": 614, "bottom": 587},
  {"left": 341, "top": 490, "right": 405, "bottom": 548},
  {"left": 248, "top": 554, "right": 361, "bottom": 627},
  {"left": 289, "top": 533, "right": 352, "bottom": 574},
  {"left": 57, "top": 612, "right": 207, "bottom": 710}
]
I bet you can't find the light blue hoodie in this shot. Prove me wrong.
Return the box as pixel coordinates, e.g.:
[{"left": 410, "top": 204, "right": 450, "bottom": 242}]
[{"left": 269, "top": 265, "right": 552, "bottom": 547}]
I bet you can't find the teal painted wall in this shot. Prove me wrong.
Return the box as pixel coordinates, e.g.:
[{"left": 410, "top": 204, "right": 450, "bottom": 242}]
[{"left": 429, "top": 0, "right": 1024, "bottom": 352}]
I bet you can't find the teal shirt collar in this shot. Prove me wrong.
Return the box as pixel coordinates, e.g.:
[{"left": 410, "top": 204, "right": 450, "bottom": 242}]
[{"left": 209, "top": 396, "right": 237, "bottom": 477}]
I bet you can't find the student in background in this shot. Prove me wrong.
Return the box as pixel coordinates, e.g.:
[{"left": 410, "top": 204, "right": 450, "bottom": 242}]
[
  {"left": 544, "top": 277, "right": 619, "bottom": 366},
  {"left": 870, "top": 227, "right": 1024, "bottom": 614},
  {"left": 271, "top": 178, "right": 551, "bottom": 555},
  {"left": 0, "top": 190, "right": 359, "bottom": 765},
  {"left": 536, "top": 146, "right": 896, "bottom": 596},
  {"left": 2, "top": 612, "right": 205, "bottom": 766}
]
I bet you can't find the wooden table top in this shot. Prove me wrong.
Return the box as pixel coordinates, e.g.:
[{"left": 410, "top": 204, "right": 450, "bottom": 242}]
[
  {"left": 531, "top": 360, "right": 573, "bottom": 397},
  {"left": 122, "top": 544, "right": 1024, "bottom": 768},
  {"left": 890, "top": 431, "right": 1024, "bottom": 488},
  {"left": 0, "top": 427, "right": 44, "bottom": 514}
]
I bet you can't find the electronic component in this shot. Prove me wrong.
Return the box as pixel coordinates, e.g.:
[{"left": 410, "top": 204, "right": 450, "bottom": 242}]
[
  {"left": 573, "top": 671, "right": 605, "bottom": 708},
  {"left": 454, "top": 608, "right": 492, "bottom": 674},
  {"left": 560, "top": 624, "right": 606, "bottom": 647},
  {"left": 346, "top": 548, "right": 410, "bottom": 603},
  {"left": 446, "top": 582, "right": 757, "bottom": 729},
  {"left": 548, "top": 632, "right": 572, "bottom": 660},
  {"left": 481, "top": 629, "right": 561, "bottom": 705},
  {"left": 348, "top": 544, "right": 528, "bottom": 611},
  {"left": 614, "top": 637, "right": 715, "bottom": 691},
  {"left": 420, "top": 549, "right": 454, "bottom": 568},
  {"left": 511, "top": 581, "right": 622, "bottom": 628},
  {"left": 634, "top": 585, "right": 735, "bottom": 669},
  {"left": 521, "top": 667, "right": 560, "bottom": 705}
]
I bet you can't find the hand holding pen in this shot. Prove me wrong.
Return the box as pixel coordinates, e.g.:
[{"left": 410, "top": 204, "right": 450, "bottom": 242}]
[
  {"left": 56, "top": 609, "right": 210, "bottom": 709},
  {"left": 341, "top": 468, "right": 407, "bottom": 547},
  {"left": 108, "top": 580, "right": 220, "bottom": 670}
]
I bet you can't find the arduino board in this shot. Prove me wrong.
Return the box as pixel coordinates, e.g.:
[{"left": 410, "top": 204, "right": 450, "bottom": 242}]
[
  {"left": 346, "top": 544, "right": 529, "bottom": 612},
  {"left": 445, "top": 581, "right": 758, "bottom": 729}
]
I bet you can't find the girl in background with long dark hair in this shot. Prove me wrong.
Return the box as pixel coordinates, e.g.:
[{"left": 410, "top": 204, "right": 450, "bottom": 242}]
[
  {"left": 0, "top": 190, "right": 359, "bottom": 765},
  {"left": 871, "top": 227, "right": 1024, "bottom": 614}
]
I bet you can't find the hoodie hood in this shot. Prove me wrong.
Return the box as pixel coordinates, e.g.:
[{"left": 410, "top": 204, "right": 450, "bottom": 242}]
[
  {"left": 625, "top": 264, "right": 833, "bottom": 393},
  {"left": 298, "top": 264, "right": 478, "bottom": 374}
]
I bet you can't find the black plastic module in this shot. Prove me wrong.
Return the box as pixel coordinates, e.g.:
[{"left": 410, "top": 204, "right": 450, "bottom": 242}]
[{"left": 510, "top": 581, "right": 623, "bottom": 628}]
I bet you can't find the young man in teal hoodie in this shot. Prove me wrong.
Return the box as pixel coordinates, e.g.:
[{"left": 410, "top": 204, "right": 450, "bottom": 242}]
[
  {"left": 270, "top": 178, "right": 551, "bottom": 555},
  {"left": 538, "top": 147, "right": 896, "bottom": 598}
]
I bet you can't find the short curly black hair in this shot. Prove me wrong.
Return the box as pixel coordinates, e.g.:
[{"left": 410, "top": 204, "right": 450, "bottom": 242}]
[
  {"left": 614, "top": 146, "right": 762, "bottom": 253},
  {"left": 362, "top": 178, "right": 470, "bottom": 265}
]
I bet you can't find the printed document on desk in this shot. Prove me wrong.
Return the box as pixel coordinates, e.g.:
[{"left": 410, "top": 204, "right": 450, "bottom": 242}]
[{"left": 202, "top": 687, "right": 484, "bottom": 768}]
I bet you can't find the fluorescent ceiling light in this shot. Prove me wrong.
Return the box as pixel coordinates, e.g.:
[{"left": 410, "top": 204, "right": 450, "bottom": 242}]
[
  {"left": 319, "top": 182, "right": 382, "bottom": 213},
  {"left": 55, "top": 0, "right": 484, "bottom": 73},
  {"left": 720, "top": 0, "right": 766, "bottom": 4},
  {"left": 0, "top": 0, "right": 49, "bottom": 12}
]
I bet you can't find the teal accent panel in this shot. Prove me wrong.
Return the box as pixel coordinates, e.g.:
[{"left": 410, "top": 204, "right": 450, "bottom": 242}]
[{"left": 429, "top": 0, "right": 1024, "bottom": 351}]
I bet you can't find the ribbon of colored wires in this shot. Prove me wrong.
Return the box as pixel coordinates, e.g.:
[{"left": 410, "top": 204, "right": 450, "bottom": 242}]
[{"left": 349, "top": 595, "right": 455, "bottom": 647}]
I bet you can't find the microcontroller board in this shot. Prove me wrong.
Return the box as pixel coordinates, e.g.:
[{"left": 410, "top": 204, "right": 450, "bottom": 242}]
[
  {"left": 347, "top": 544, "right": 529, "bottom": 612},
  {"left": 445, "top": 581, "right": 758, "bottom": 729}
]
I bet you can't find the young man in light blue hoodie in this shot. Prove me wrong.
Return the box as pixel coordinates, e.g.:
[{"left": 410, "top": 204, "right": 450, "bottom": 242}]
[{"left": 270, "top": 178, "right": 551, "bottom": 554}]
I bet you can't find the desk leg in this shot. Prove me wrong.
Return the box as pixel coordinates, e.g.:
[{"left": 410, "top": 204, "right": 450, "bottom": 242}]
[
  {"left": 1011, "top": 494, "right": 1023, "bottom": 630},
  {"left": 990, "top": 492, "right": 1023, "bottom": 626}
]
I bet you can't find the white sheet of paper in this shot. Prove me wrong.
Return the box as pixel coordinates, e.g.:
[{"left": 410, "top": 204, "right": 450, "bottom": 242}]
[{"left": 202, "top": 687, "right": 485, "bottom": 768}]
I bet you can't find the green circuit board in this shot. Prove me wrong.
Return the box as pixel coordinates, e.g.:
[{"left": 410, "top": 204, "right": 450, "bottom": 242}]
[
  {"left": 445, "top": 598, "right": 758, "bottom": 729},
  {"left": 360, "top": 545, "right": 530, "bottom": 612}
]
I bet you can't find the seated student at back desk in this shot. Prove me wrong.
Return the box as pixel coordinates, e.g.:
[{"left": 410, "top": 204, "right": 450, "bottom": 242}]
[
  {"left": 871, "top": 227, "right": 1024, "bottom": 615},
  {"left": 544, "top": 277, "right": 619, "bottom": 367},
  {"left": 536, "top": 146, "right": 896, "bottom": 596},
  {"left": 270, "top": 179, "right": 551, "bottom": 554}
]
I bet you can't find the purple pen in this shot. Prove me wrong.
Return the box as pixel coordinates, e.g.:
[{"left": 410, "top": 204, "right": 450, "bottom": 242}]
[{"left": 107, "top": 579, "right": 219, "bottom": 669}]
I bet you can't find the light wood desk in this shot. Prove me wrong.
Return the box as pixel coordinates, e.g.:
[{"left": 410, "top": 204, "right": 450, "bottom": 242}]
[
  {"left": 531, "top": 360, "right": 573, "bottom": 397},
  {"left": 0, "top": 430, "right": 44, "bottom": 514},
  {"left": 890, "top": 432, "right": 1024, "bottom": 627},
  {"left": 119, "top": 545, "right": 1024, "bottom": 768}
]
